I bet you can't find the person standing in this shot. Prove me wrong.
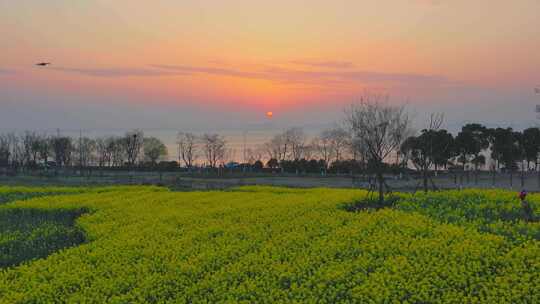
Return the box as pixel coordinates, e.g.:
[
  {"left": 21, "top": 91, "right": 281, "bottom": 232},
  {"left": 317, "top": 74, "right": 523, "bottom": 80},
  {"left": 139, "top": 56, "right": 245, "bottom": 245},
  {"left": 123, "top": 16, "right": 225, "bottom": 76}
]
[{"left": 519, "top": 190, "right": 535, "bottom": 222}]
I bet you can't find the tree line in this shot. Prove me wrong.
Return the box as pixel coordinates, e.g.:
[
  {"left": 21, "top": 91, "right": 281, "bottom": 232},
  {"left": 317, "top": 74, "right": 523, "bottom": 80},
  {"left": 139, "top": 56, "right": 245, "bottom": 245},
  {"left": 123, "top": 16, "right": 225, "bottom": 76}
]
[
  {"left": 0, "top": 130, "right": 165, "bottom": 171},
  {"left": 2, "top": 95, "right": 540, "bottom": 202},
  {"left": 1, "top": 120, "right": 538, "bottom": 177}
]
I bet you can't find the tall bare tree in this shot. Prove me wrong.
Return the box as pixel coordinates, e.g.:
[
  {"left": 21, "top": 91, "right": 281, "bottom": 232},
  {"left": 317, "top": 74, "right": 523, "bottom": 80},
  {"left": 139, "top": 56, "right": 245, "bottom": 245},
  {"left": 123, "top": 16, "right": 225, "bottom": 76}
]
[
  {"left": 322, "top": 126, "right": 349, "bottom": 163},
  {"left": 312, "top": 136, "right": 331, "bottom": 167},
  {"left": 95, "top": 137, "right": 114, "bottom": 167},
  {"left": 123, "top": 130, "right": 144, "bottom": 167},
  {"left": 201, "top": 133, "right": 226, "bottom": 168},
  {"left": 75, "top": 137, "right": 96, "bottom": 167},
  {"left": 177, "top": 132, "right": 198, "bottom": 168},
  {"left": 52, "top": 136, "right": 73, "bottom": 167},
  {"left": 284, "top": 127, "right": 306, "bottom": 160},
  {"left": 0, "top": 133, "right": 14, "bottom": 167},
  {"left": 22, "top": 131, "right": 41, "bottom": 166},
  {"left": 302, "top": 143, "right": 315, "bottom": 160},
  {"left": 264, "top": 133, "right": 287, "bottom": 161},
  {"left": 109, "top": 137, "right": 126, "bottom": 167},
  {"left": 37, "top": 135, "right": 52, "bottom": 164},
  {"left": 344, "top": 95, "right": 411, "bottom": 203}
]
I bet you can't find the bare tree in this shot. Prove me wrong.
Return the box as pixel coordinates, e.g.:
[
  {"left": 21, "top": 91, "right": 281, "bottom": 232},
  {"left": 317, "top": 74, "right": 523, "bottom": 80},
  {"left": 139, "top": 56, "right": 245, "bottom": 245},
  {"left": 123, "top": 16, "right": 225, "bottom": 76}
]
[
  {"left": 52, "top": 136, "right": 73, "bottom": 167},
  {"left": 75, "top": 137, "right": 96, "bottom": 167},
  {"left": 22, "top": 131, "right": 40, "bottom": 166},
  {"left": 201, "top": 133, "right": 226, "bottom": 168},
  {"left": 143, "top": 137, "right": 168, "bottom": 165},
  {"left": 284, "top": 127, "right": 306, "bottom": 160},
  {"left": 245, "top": 145, "right": 264, "bottom": 164},
  {"left": 177, "top": 132, "right": 198, "bottom": 168},
  {"left": 224, "top": 147, "right": 236, "bottom": 165},
  {"left": 344, "top": 95, "right": 411, "bottom": 203},
  {"left": 321, "top": 126, "right": 349, "bottom": 163},
  {"left": 96, "top": 137, "right": 113, "bottom": 168},
  {"left": 302, "top": 143, "right": 315, "bottom": 160},
  {"left": 0, "top": 133, "right": 13, "bottom": 167},
  {"left": 11, "top": 134, "right": 24, "bottom": 169},
  {"left": 264, "top": 133, "right": 287, "bottom": 161},
  {"left": 123, "top": 130, "right": 144, "bottom": 167},
  {"left": 37, "top": 135, "right": 52, "bottom": 164},
  {"left": 109, "top": 137, "right": 126, "bottom": 167},
  {"left": 312, "top": 136, "right": 332, "bottom": 167}
]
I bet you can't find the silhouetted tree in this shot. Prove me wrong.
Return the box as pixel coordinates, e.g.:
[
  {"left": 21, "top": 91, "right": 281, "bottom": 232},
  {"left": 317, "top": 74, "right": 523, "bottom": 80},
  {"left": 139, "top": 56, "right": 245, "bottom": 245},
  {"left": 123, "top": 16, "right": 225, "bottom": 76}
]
[
  {"left": 267, "top": 158, "right": 279, "bottom": 169},
  {"left": 52, "top": 136, "right": 73, "bottom": 167},
  {"left": 96, "top": 137, "right": 112, "bottom": 168},
  {"left": 401, "top": 126, "right": 446, "bottom": 193},
  {"left": 109, "top": 137, "right": 125, "bottom": 167},
  {"left": 264, "top": 134, "right": 287, "bottom": 161},
  {"left": 253, "top": 160, "right": 264, "bottom": 172},
  {"left": 201, "top": 133, "right": 226, "bottom": 168},
  {"left": 177, "top": 132, "right": 198, "bottom": 169},
  {"left": 123, "top": 130, "right": 144, "bottom": 167},
  {"left": 522, "top": 127, "right": 540, "bottom": 170},
  {"left": 284, "top": 127, "right": 306, "bottom": 160},
  {"left": 432, "top": 130, "right": 454, "bottom": 171},
  {"left": 0, "top": 133, "right": 14, "bottom": 167},
  {"left": 75, "top": 137, "right": 96, "bottom": 168},
  {"left": 312, "top": 136, "right": 331, "bottom": 169},
  {"left": 454, "top": 123, "right": 489, "bottom": 183},
  {"left": 488, "top": 127, "right": 521, "bottom": 171},
  {"left": 143, "top": 137, "right": 168, "bottom": 165},
  {"left": 22, "top": 131, "right": 41, "bottom": 167},
  {"left": 344, "top": 95, "right": 411, "bottom": 203}
]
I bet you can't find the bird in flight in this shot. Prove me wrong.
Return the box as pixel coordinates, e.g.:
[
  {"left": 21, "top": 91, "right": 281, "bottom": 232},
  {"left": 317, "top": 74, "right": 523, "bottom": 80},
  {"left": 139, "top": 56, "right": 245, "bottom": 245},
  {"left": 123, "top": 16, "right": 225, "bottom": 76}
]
[{"left": 35, "top": 62, "right": 51, "bottom": 66}]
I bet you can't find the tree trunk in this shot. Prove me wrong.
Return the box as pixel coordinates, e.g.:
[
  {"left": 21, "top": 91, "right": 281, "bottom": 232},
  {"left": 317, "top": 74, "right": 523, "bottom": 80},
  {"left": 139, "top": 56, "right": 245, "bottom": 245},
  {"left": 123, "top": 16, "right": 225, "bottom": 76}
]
[
  {"left": 510, "top": 171, "right": 513, "bottom": 188},
  {"left": 423, "top": 166, "right": 429, "bottom": 193},
  {"left": 376, "top": 170, "right": 384, "bottom": 204},
  {"left": 474, "top": 163, "right": 478, "bottom": 185},
  {"left": 537, "top": 167, "right": 540, "bottom": 189},
  {"left": 521, "top": 160, "right": 525, "bottom": 188}
]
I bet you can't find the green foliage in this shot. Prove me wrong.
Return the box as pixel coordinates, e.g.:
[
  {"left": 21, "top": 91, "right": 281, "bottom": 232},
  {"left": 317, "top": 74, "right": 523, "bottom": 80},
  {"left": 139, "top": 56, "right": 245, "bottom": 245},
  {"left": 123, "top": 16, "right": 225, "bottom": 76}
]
[
  {"left": 522, "top": 127, "right": 540, "bottom": 166},
  {"left": 455, "top": 123, "right": 490, "bottom": 169},
  {"left": 397, "top": 190, "right": 540, "bottom": 242},
  {"left": 0, "top": 186, "right": 85, "bottom": 204},
  {"left": 0, "top": 185, "right": 143, "bottom": 205},
  {"left": 0, "top": 207, "right": 87, "bottom": 268},
  {"left": 487, "top": 127, "right": 522, "bottom": 170},
  {"left": 0, "top": 186, "right": 538, "bottom": 303}
]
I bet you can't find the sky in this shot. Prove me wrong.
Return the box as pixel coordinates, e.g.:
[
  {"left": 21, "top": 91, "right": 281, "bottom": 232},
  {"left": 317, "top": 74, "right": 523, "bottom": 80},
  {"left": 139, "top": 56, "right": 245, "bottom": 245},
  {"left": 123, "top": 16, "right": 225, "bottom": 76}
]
[{"left": 1, "top": 0, "right": 540, "bottom": 141}]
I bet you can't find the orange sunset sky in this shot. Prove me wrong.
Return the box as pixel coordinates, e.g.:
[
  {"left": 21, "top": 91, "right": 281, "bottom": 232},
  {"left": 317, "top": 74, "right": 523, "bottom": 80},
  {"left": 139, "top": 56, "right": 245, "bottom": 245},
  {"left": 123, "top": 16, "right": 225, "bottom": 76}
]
[{"left": 1, "top": 0, "right": 540, "bottom": 134}]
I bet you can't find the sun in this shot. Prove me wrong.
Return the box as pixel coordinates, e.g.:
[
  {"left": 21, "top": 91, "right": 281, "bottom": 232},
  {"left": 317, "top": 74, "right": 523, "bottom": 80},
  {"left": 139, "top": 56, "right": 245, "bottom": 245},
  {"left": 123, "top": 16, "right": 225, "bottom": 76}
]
[{"left": 266, "top": 111, "right": 273, "bottom": 118}]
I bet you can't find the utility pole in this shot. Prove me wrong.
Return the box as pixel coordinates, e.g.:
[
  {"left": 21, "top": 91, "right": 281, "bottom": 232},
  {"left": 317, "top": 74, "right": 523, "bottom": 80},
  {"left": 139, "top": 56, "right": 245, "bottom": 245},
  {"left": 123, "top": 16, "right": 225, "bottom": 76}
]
[
  {"left": 79, "top": 129, "right": 83, "bottom": 176},
  {"left": 536, "top": 87, "right": 540, "bottom": 189},
  {"left": 242, "top": 130, "right": 247, "bottom": 164}
]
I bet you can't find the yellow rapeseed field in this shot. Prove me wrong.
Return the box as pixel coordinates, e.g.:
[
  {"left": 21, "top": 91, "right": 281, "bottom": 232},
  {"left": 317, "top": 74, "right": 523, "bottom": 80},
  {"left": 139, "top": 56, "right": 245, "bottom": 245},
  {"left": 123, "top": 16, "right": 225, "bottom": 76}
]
[{"left": 0, "top": 186, "right": 538, "bottom": 303}]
